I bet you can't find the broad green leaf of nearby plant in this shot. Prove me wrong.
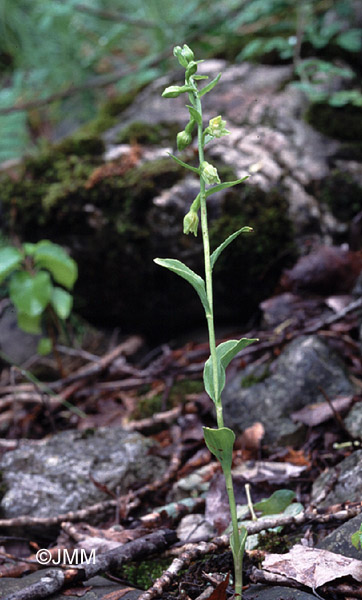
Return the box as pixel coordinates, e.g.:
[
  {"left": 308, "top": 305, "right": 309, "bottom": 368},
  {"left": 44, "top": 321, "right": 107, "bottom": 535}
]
[
  {"left": 203, "top": 426, "right": 235, "bottom": 472},
  {"left": 33, "top": 240, "right": 78, "bottom": 289},
  {"left": 0, "top": 246, "right": 22, "bottom": 283},
  {"left": 351, "top": 524, "right": 362, "bottom": 550},
  {"left": 254, "top": 489, "right": 296, "bottom": 516},
  {"left": 154, "top": 258, "right": 209, "bottom": 313},
  {"left": 17, "top": 311, "right": 42, "bottom": 334},
  {"left": 51, "top": 286, "right": 73, "bottom": 320},
  {"left": 37, "top": 337, "right": 52, "bottom": 355},
  {"left": 9, "top": 270, "right": 52, "bottom": 317}
]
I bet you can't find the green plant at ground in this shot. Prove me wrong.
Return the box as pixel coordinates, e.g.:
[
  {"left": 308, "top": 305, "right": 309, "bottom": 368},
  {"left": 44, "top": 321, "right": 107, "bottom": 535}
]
[
  {"left": 0, "top": 239, "right": 77, "bottom": 356},
  {"left": 155, "top": 44, "right": 257, "bottom": 598},
  {"left": 352, "top": 523, "right": 362, "bottom": 551}
]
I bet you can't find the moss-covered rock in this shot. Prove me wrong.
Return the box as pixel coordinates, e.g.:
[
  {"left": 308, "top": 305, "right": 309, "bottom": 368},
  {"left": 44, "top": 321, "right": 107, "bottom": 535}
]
[
  {"left": 312, "top": 168, "right": 362, "bottom": 221},
  {"left": 305, "top": 102, "right": 362, "bottom": 141}
]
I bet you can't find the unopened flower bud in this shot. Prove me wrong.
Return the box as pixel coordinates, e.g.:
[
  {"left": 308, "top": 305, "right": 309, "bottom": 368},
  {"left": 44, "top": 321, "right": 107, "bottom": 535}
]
[
  {"left": 177, "top": 130, "right": 192, "bottom": 151},
  {"left": 200, "top": 161, "right": 220, "bottom": 185},
  {"left": 185, "top": 60, "right": 198, "bottom": 80},
  {"left": 183, "top": 209, "right": 199, "bottom": 236},
  {"left": 162, "top": 84, "right": 193, "bottom": 98},
  {"left": 206, "top": 115, "right": 230, "bottom": 138},
  {"left": 173, "top": 44, "right": 195, "bottom": 67}
]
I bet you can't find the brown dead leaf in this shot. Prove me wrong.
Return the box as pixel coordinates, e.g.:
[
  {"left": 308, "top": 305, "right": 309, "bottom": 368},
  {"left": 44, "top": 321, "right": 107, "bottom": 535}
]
[
  {"left": 235, "top": 422, "right": 265, "bottom": 453},
  {"left": 207, "top": 573, "right": 230, "bottom": 600},
  {"left": 291, "top": 396, "right": 353, "bottom": 427},
  {"left": 262, "top": 544, "right": 362, "bottom": 588}
]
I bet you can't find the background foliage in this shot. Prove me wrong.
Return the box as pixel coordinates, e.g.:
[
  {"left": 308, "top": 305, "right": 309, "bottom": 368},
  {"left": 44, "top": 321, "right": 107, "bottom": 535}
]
[{"left": 0, "top": 0, "right": 361, "bottom": 163}]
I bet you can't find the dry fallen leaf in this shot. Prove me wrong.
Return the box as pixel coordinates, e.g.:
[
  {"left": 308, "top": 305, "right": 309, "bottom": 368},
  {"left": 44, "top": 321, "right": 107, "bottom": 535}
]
[
  {"left": 291, "top": 395, "right": 354, "bottom": 427},
  {"left": 235, "top": 422, "right": 265, "bottom": 452},
  {"left": 262, "top": 544, "right": 362, "bottom": 588},
  {"left": 207, "top": 572, "right": 230, "bottom": 600}
]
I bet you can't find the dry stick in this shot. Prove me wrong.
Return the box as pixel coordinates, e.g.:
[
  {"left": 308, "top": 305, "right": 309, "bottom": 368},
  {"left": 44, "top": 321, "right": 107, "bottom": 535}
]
[{"left": 6, "top": 529, "right": 177, "bottom": 600}]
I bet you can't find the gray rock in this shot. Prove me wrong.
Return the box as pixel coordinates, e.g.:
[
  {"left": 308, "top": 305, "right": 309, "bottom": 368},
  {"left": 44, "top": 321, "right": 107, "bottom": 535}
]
[
  {"left": 244, "top": 584, "right": 317, "bottom": 599},
  {"left": 317, "top": 512, "right": 362, "bottom": 560},
  {"left": 344, "top": 402, "right": 362, "bottom": 438},
  {"left": 0, "top": 306, "right": 41, "bottom": 364},
  {"left": 222, "top": 335, "right": 354, "bottom": 445},
  {"left": 0, "top": 571, "right": 141, "bottom": 600},
  {"left": 0, "top": 428, "right": 166, "bottom": 518},
  {"left": 312, "top": 449, "right": 362, "bottom": 507}
]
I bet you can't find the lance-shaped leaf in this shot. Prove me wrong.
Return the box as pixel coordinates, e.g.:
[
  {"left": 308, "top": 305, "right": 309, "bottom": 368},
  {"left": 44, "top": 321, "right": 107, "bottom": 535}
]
[
  {"left": 154, "top": 258, "right": 209, "bottom": 314},
  {"left": 203, "top": 337, "right": 257, "bottom": 401},
  {"left": 205, "top": 176, "right": 249, "bottom": 198},
  {"left": 199, "top": 73, "right": 221, "bottom": 97},
  {"left": 210, "top": 227, "right": 253, "bottom": 269},
  {"left": 203, "top": 426, "right": 235, "bottom": 472},
  {"left": 0, "top": 247, "right": 22, "bottom": 283},
  {"left": 168, "top": 153, "right": 200, "bottom": 174},
  {"left": 186, "top": 105, "right": 202, "bottom": 126}
]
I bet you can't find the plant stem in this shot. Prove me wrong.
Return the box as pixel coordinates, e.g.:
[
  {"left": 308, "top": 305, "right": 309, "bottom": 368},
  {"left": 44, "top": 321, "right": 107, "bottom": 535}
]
[
  {"left": 195, "top": 95, "right": 224, "bottom": 429},
  {"left": 195, "top": 91, "right": 242, "bottom": 598}
]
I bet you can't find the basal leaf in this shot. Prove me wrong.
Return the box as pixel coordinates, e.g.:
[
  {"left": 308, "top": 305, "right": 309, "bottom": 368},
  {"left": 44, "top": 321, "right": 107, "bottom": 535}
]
[
  {"left": 154, "top": 258, "right": 209, "bottom": 313},
  {"left": 230, "top": 526, "right": 247, "bottom": 563},
  {"left": 51, "top": 286, "right": 73, "bottom": 320},
  {"left": 210, "top": 226, "right": 253, "bottom": 270},
  {"left": 9, "top": 270, "right": 52, "bottom": 317},
  {"left": 203, "top": 426, "right": 235, "bottom": 472},
  {"left": 0, "top": 246, "right": 22, "bottom": 283},
  {"left": 199, "top": 73, "right": 221, "bottom": 97},
  {"left": 34, "top": 240, "right": 78, "bottom": 289}
]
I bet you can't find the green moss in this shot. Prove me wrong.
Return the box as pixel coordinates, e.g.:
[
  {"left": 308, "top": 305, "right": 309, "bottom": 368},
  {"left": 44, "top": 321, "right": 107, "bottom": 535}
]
[
  {"left": 78, "top": 90, "right": 140, "bottom": 137},
  {"left": 132, "top": 378, "right": 203, "bottom": 420},
  {"left": 209, "top": 184, "right": 297, "bottom": 321},
  {"left": 314, "top": 169, "right": 362, "bottom": 221},
  {"left": 241, "top": 365, "right": 270, "bottom": 388},
  {"left": 120, "top": 558, "right": 171, "bottom": 590},
  {"left": 305, "top": 102, "right": 362, "bottom": 141},
  {"left": 257, "top": 530, "right": 292, "bottom": 553},
  {"left": 116, "top": 120, "right": 180, "bottom": 146},
  {"left": 169, "top": 379, "right": 204, "bottom": 402}
]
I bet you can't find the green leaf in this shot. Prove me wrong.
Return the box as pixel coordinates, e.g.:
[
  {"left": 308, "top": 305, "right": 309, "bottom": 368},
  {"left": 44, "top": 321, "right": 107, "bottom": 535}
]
[
  {"left": 37, "top": 337, "right": 52, "bottom": 355},
  {"left": 33, "top": 240, "right": 78, "bottom": 289},
  {"left": 154, "top": 258, "right": 209, "bottom": 314},
  {"left": 186, "top": 105, "right": 202, "bottom": 126},
  {"left": 9, "top": 270, "right": 52, "bottom": 317},
  {"left": 203, "top": 338, "right": 257, "bottom": 401},
  {"left": 351, "top": 527, "right": 362, "bottom": 550},
  {"left": 51, "top": 287, "right": 73, "bottom": 320},
  {"left": 336, "top": 30, "right": 362, "bottom": 53},
  {"left": 199, "top": 73, "right": 221, "bottom": 97},
  {"left": 203, "top": 426, "right": 235, "bottom": 472},
  {"left": 23, "top": 243, "right": 36, "bottom": 256},
  {"left": 210, "top": 226, "right": 253, "bottom": 269},
  {"left": 254, "top": 490, "right": 296, "bottom": 516},
  {"left": 193, "top": 75, "right": 209, "bottom": 80},
  {"left": 230, "top": 526, "right": 247, "bottom": 564},
  {"left": 205, "top": 176, "right": 249, "bottom": 198},
  {"left": 0, "top": 247, "right": 22, "bottom": 283},
  {"left": 17, "top": 312, "right": 42, "bottom": 334},
  {"left": 167, "top": 153, "right": 200, "bottom": 174}
]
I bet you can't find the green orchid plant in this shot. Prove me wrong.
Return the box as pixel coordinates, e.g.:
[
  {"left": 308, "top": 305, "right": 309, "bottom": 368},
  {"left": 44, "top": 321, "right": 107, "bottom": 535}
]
[{"left": 155, "top": 44, "right": 257, "bottom": 598}]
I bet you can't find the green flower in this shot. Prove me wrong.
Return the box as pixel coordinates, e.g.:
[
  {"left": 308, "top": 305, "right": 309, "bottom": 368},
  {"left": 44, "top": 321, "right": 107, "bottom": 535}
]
[
  {"left": 183, "top": 209, "right": 199, "bottom": 236},
  {"left": 206, "top": 115, "right": 230, "bottom": 138},
  {"left": 200, "top": 161, "right": 220, "bottom": 185}
]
